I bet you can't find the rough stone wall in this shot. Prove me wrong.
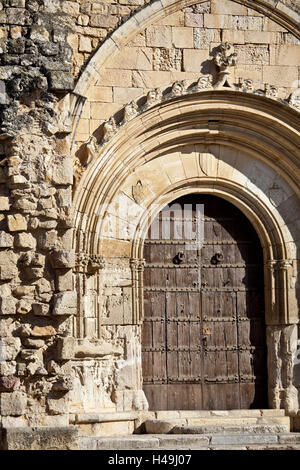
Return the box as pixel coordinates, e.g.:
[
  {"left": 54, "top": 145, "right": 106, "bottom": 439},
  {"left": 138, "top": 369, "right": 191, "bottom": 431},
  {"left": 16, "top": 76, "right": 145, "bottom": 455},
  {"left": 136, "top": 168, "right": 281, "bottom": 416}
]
[{"left": 0, "top": 0, "right": 76, "bottom": 427}]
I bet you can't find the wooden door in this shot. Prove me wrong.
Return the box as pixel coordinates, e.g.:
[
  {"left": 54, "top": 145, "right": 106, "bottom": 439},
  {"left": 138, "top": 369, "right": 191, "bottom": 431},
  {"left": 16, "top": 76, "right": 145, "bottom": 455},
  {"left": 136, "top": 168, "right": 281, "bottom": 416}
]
[{"left": 142, "top": 194, "right": 268, "bottom": 410}]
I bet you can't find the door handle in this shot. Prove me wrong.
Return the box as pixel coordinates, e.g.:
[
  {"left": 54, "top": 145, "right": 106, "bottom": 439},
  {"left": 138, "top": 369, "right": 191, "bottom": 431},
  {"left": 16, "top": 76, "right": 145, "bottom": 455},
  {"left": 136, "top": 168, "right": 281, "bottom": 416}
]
[{"left": 173, "top": 251, "right": 185, "bottom": 264}]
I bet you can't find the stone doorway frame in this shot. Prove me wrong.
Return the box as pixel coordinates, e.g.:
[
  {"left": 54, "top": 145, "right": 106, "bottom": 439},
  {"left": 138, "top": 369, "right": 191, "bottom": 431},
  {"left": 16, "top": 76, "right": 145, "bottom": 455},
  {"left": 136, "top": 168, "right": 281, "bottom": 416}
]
[
  {"left": 130, "top": 181, "right": 299, "bottom": 411},
  {"left": 73, "top": 91, "right": 300, "bottom": 413}
]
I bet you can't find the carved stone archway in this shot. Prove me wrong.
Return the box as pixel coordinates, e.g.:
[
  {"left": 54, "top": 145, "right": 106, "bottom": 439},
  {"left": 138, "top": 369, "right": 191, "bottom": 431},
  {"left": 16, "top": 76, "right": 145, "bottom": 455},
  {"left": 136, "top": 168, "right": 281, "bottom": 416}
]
[{"left": 72, "top": 90, "right": 300, "bottom": 413}]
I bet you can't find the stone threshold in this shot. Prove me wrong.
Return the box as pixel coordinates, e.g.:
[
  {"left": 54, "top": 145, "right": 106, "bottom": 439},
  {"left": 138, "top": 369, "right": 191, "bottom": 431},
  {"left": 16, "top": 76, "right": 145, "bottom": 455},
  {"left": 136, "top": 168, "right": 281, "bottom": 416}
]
[{"left": 71, "top": 409, "right": 287, "bottom": 425}]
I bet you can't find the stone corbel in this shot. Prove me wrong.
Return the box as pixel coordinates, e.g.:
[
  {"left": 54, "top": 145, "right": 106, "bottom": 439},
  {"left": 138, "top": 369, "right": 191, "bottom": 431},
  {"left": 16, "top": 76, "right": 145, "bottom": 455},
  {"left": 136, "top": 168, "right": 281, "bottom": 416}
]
[{"left": 130, "top": 258, "right": 145, "bottom": 325}]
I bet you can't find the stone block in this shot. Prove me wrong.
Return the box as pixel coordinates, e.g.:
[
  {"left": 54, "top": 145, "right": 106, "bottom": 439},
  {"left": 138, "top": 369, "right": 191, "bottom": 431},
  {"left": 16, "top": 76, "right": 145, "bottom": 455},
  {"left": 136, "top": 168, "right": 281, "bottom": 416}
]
[
  {"left": 146, "top": 26, "right": 172, "bottom": 48},
  {"left": 2, "top": 426, "right": 78, "bottom": 450},
  {"left": 52, "top": 375, "right": 74, "bottom": 392},
  {"left": 184, "top": 12, "right": 204, "bottom": 27},
  {"left": 113, "top": 87, "right": 143, "bottom": 105},
  {"left": 244, "top": 31, "right": 274, "bottom": 44},
  {"left": 87, "top": 86, "right": 113, "bottom": 102},
  {"left": 0, "top": 231, "right": 13, "bottom": 248},
  {"left": 0, "top": 376, "right": 20, "bottom": 392},
  {"left": 23, "top": 338, "right": 45, "bottom": 349},
  {"left": 203, "top": 14, "right": 234, "bottom": 29},
  {"left": 211, "top": 0, "right": 248, "bottom": 14},
  {"left": 263, "top": 65, "right": 298, "bottom": 88},
  {"left": 6, "top": 8, "right": 28, "bottom": 25},
  {"left": 171, "top": 27, "right": 193, "bottom": 48},
  {"left": 13, "top": 286, "right": 35, "bottom": 298},
  {"left": 0, "top": 197, "right": 9, "bottom": 211},
  {"left": 0, "top": 338, "right": 21, "bottom": 361},
  {"left": 90, "top": 14, "right": 118, "bottom": 28},
  {"left": 79, "top": 36, "right": 92, "bottom": 53},
  {"left": 183, "top": 49, "right": 208, "bottom": 72},
  {"left": 79, "top": 436, "right": 160, "bottom": 450},
  {"left": 7, "top": 214, "right": 27, "bottom": 232},
  {"left": 47, "top": 396, "right": 69, "bottom": 415},
  {"left": 62, "top": 1, "right": 80, "bottom": 16},
  {"left": 0, "top": 361, "right": 16, "bottom": 376},
  {"left": 98, "top": 69, "right": 132, "bottom": 87},
  {"left": 52, "top": 291, "right": 77, "bottom": 316},
  {"left": 32, "top": 303, "right": 50, "bottom": 316},
  {"left": 272, "top": 45, "right": 300, "bottom": 66},
  {"left": 194, "top": 28, "right": 222, "bottom": 48},
  {"left": 108, "top": 47, "right": 153, "bottom": 71},
  {"left": 145, "top": 419, "right": 186, "bottom": 434},
  {"left": 31, "top": 326, "right": 56, "bottom": 337},
  {"left": 14, "top": 232, "right": 36, "bottom": 250},
  {"left": 0, "top": 265, "right": 18, "bottom": 281},
  {"left": 38, "top": 230, "right": 57, "bottom": 251},
  {"left": 51, "top": 156, "right": 73, "bottom": 185},
  {"left": 56, "top": 337, "right": 75, "bottom": 360},
  {"left": 0, "top": 391, "right": 27, "bottom": 416},
  {"left": 48, "top": 71, "right": 74, "bottom": 92},
  {"left": 30, "top": 25, "right": 50, "bottom": 42},
  {"left": 56, "top": 270, "right": 73, "bottom": 292},
  {"left": 222, "top": 30, "right": 245, "bottom": 44},
  {"left": 16, "top": 299, "right": 32, "bottom": 314},
  {"left": 0, "top": 297, "right": 17, "bottom": 315},
  {"left": 50, "top": 249, "right": 75, "bottom": 269},
  {"left": 210, "top": 434, "right": 278, "bottom": 445}
]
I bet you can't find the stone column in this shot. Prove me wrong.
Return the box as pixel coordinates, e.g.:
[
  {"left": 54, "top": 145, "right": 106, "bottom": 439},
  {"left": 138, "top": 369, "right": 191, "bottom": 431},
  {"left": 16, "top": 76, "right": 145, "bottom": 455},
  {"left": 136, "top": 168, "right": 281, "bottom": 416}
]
[{"left": 130, "top": 258, "right": 145, "bottom": 324}]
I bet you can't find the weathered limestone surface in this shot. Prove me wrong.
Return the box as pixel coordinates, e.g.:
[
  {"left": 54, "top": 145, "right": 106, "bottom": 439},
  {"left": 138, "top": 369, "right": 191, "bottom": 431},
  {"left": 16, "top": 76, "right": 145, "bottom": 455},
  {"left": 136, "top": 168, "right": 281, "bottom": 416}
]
[{"left": 1, "top": 426, "right": 79, "bottom": 450}]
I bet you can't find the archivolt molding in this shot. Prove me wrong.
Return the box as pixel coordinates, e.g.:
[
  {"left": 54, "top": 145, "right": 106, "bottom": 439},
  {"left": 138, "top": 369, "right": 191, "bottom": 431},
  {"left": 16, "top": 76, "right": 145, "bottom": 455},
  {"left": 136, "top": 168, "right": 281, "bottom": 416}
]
[
  {"left": 73, "top": 91, "right": 300, "bottom": 223},
  {"left": 74, "top": 77, "right": 300, "bottom": 185},
  {"left": 74, "top": 0, "right": 300, "bottom": 99}
]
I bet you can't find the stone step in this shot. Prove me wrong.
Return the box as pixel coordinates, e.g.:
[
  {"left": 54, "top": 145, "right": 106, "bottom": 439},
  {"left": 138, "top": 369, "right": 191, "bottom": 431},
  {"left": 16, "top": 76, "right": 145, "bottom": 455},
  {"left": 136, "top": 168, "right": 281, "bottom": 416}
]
[
  {"left": 144, "top": 416, "right": 290, "bottom": 434},
  {"left": 170, "top": 424, "right": 289, "bottom": 435},
  {"left": 78, "top": 433, "right": 300, "bottom": 450},
  {"left": 153, "top": 409, "right": 286, "bottom": 419}
]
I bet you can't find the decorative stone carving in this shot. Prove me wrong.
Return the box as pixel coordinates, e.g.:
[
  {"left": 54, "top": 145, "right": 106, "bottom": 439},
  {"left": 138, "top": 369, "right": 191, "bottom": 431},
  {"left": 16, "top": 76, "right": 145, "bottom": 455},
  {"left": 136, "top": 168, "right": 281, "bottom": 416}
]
[
  {"left": 213, "top": 42, "right": 237, "bottom": 89},
  {"left": 145, "top": 88, "right": 162, "bottom": 109},
  {"left": 265, "top": 83, "right": 278, "bottom": 99},
  {"left": 193, "top": 75, "right": 213, "bottom": 91},
  {"left": 73, "top": 157, "right": 84, "bottom": 187},
  {"left": 85, "top": 135, "right": 99, "bottom": 166},
  {"left": 130, "top": 258, "right": 145, "bottom": 272},
  {"left": 168, "top": 80, "right": 188, "bottom": 98},
  {"left": 288, "top": 88, "right": 300, "bottom": 111},
  {"left": 238, "top": 77, "right": 254, "bottom": 93},
  {"left": 132, "top": 180, "right": 145, "bottom": 205},
  {"left": 75, "top": 253, "right": 105, "bottom": 274},
  {"left": 103, "top": 117, "right": 117, "bottom": 141},
  {"left": 73, "top": 46, "right": 300, "bottom": 183},
  {"left": 123, "top": 101, "right": 139, "bottom": 123}
]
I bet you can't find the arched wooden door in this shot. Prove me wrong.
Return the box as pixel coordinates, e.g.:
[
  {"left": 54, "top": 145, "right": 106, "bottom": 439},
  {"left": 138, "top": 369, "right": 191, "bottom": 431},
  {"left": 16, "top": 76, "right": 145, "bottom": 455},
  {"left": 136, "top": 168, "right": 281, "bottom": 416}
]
[{"left": 142, "top": 194, "right": 268, "bottom": 410}]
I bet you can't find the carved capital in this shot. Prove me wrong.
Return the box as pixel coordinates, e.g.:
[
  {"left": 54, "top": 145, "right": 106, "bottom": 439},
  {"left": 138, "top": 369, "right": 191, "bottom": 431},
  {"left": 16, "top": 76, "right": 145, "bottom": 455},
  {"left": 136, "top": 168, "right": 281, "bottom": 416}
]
[
  {"left": 130, "top": 258, "right": 145, "bottom": 272},
  {"left": 264, "top": 259, "right": 293, "bottom": 271},
  {"left": 75, "top": 253, "right": 105, "bottom": 274}
]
